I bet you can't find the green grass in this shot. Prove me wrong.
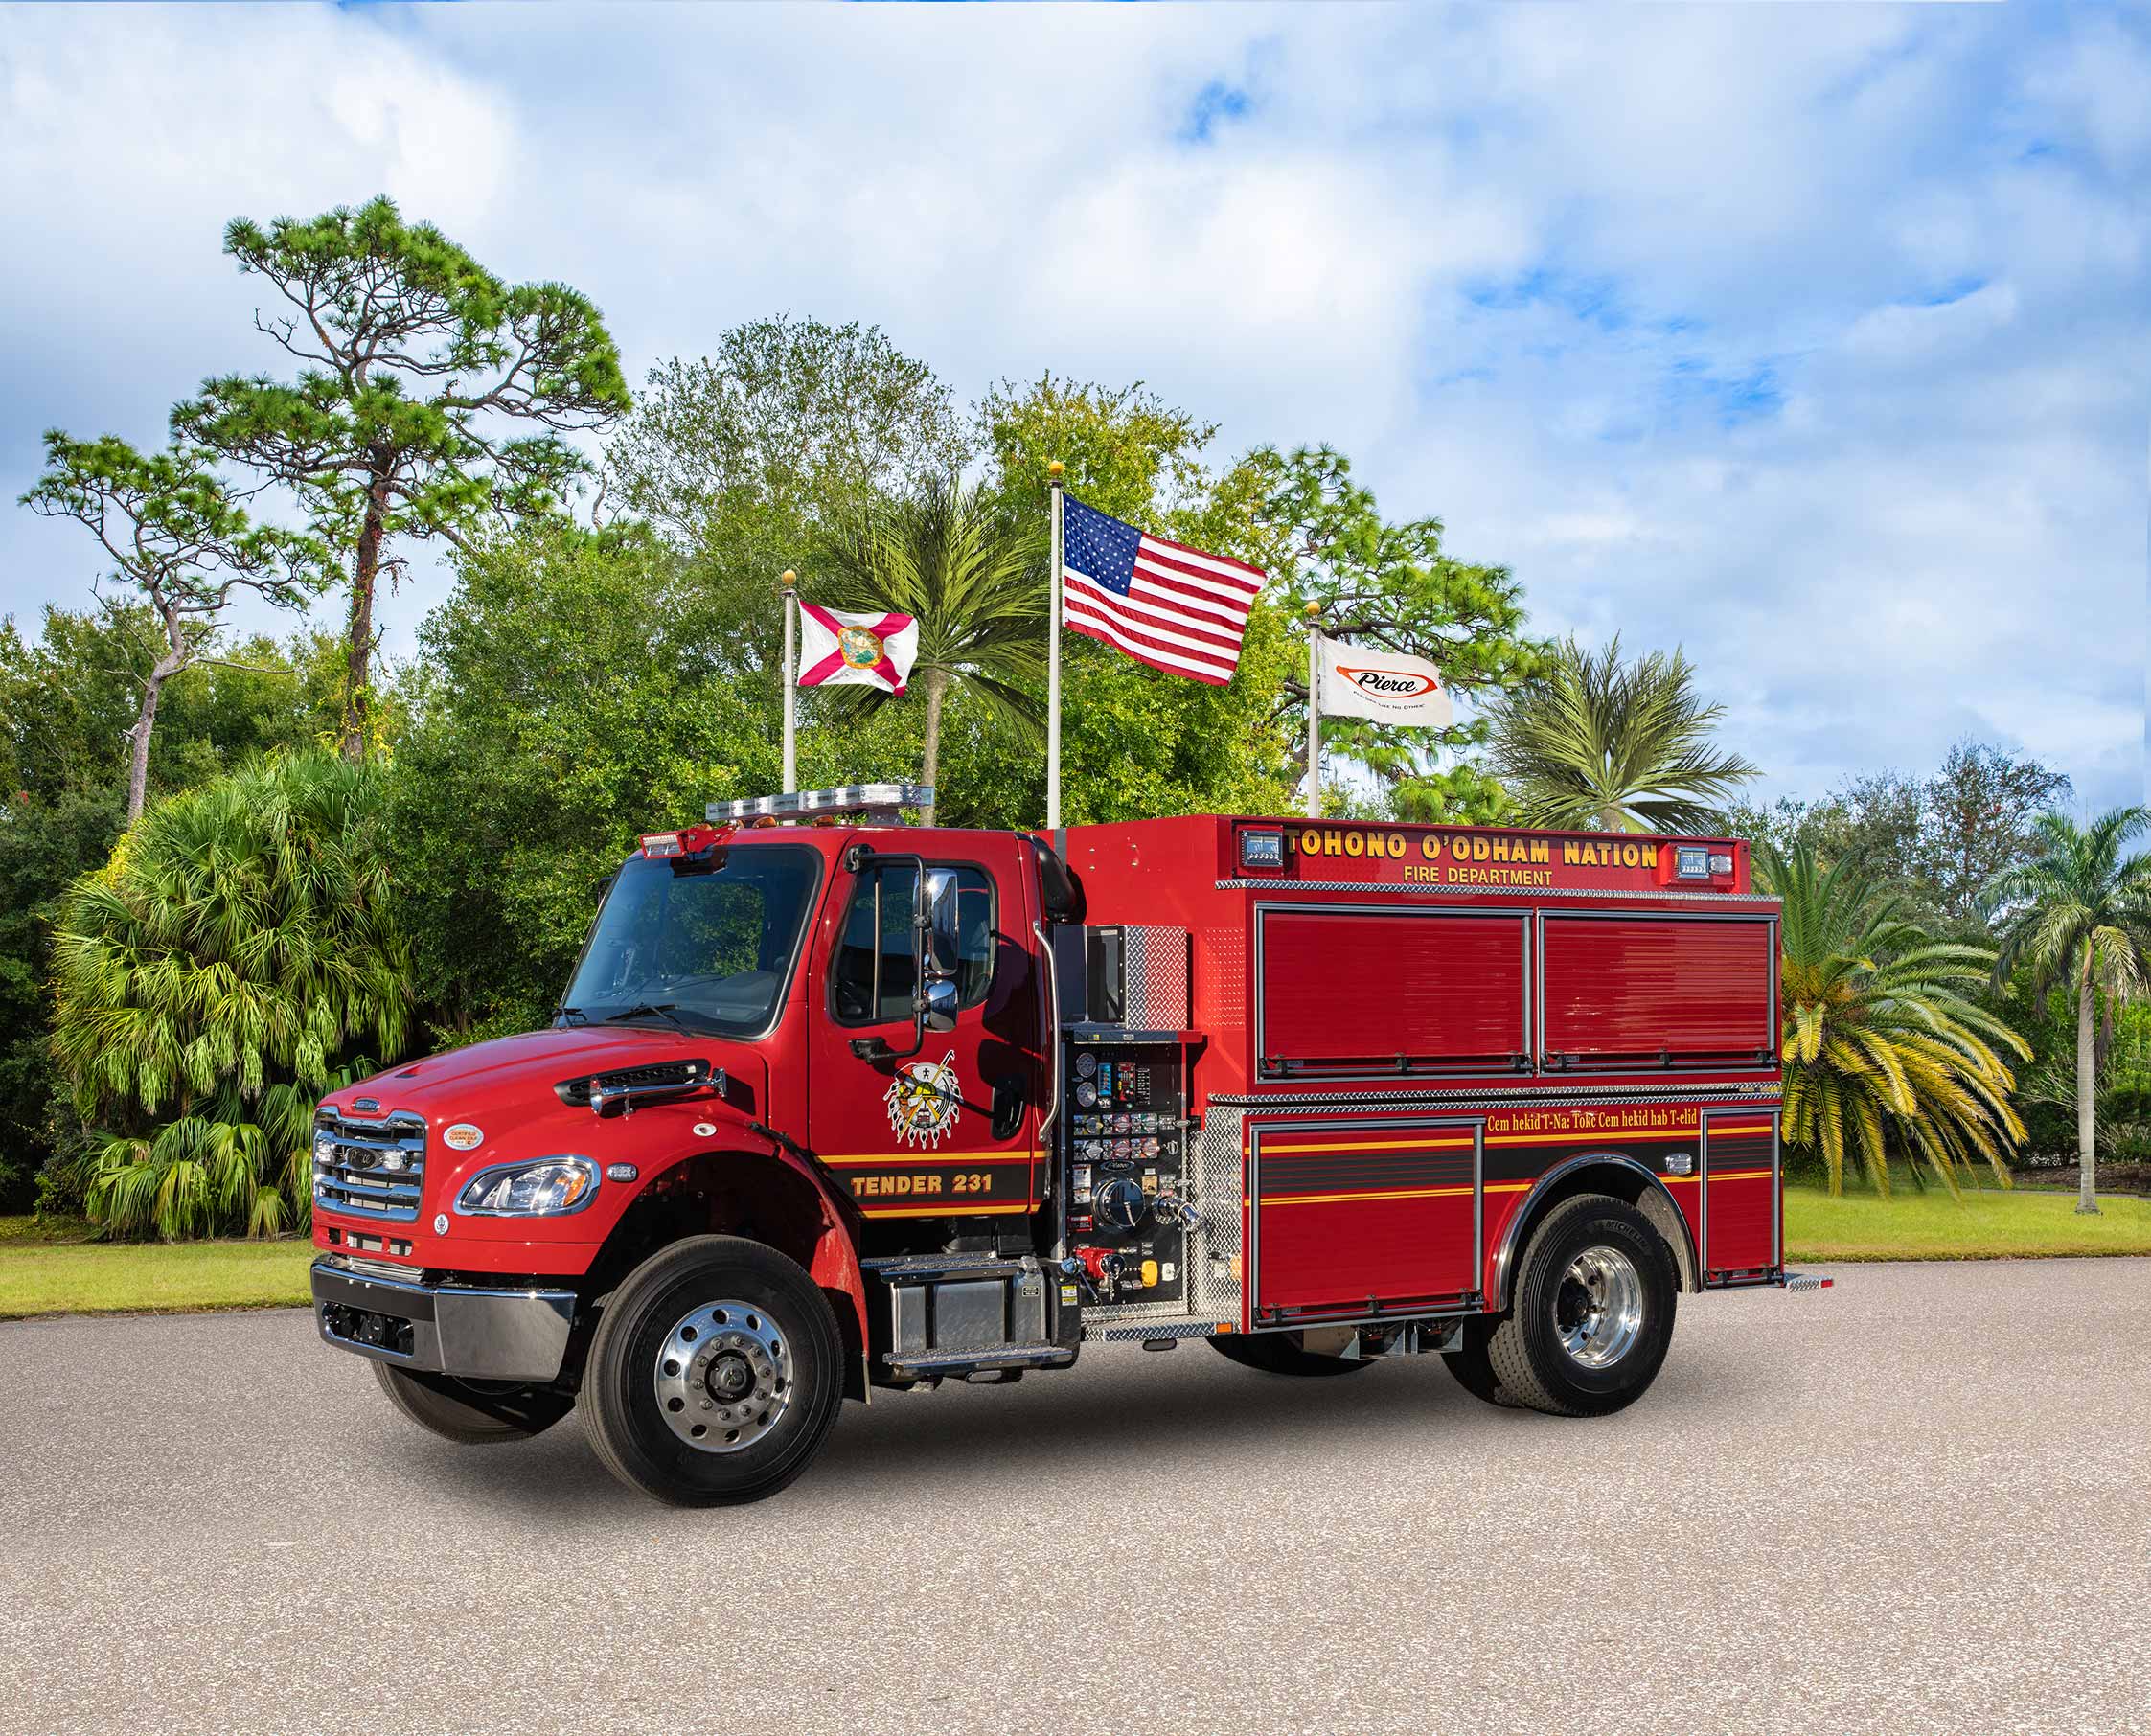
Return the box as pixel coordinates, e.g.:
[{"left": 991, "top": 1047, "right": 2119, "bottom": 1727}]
[
  {"left": 5, "top": 1180, "right": 2149, "bottom": 1320},
  {"left": 1785, "top": 1181, "right": 2151, "bottom": 1262},
  {"left": 0, "top": 1217, "right": 314, "bottom": 1319}
]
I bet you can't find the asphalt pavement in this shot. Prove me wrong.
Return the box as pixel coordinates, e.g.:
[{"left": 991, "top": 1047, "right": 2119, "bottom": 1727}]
[{"left": 2, "top": 1259, "right": 2147, "bottom": 1736}]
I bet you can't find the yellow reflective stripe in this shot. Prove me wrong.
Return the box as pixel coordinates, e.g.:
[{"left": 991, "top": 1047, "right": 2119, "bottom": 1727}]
[
  {"left": 1484, "top": 1128, "right": 1695, "bottom": 1147},
  {"left": 1260, "top": 1136, "right": 1476, "bottom": 1155},
  {"left": 823, "top": 1152, "right": 1034, "bottom": 1168},
  {"left": 1709, "top": 1123, "right": 1776, "bottom": 1136},
  {"left": 858, "top": 1201, "right": 1033, "bottom": 1219},
  {"left": 1708, "top": 1168, "right": 1773, "bottom": 1181},
  {"left": 1263, "top": 1185, "right": 1476, "bottom": 1206}
]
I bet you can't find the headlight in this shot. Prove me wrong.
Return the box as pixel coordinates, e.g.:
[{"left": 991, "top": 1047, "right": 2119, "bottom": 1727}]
[{"left": 454, "top": 1156, "right": 601, "bottom": 1217}]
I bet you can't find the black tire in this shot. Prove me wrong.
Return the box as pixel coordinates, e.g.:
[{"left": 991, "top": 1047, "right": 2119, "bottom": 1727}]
[
  {"left": 1485, "top": 1193, "right": 1678, "bottom": 1418},
  {"left": 581, "top": 1235, "right": 843, "bottom": 1506},
  {"left": 1207, "top": 1329, "right": 1375, "bottom": 1377},
  {"left": 1440, "top": 1317, "right": 1524, "bottom": 1408},
  {"left": 372, "top": 1360, "right": 572, "bottom": 1444}
]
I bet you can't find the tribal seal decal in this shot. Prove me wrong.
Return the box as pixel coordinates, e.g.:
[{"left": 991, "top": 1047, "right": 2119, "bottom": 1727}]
[{"left": 885, "top": 1050, "right": 962, "bottom": 1148}]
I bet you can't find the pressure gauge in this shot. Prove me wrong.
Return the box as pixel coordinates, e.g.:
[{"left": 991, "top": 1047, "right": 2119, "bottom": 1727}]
[
  {"left": 1074, "top": 1052, "right": 1098, "bottom": 1080},
  {"left": 1075, "top": 1082, "right": 1097, "bottom": 1108}
]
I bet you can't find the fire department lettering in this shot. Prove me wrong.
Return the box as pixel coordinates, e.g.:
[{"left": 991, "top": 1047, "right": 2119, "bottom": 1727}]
[{"left": 885, "top": 1051, "right": 962, "bottom": 1148}]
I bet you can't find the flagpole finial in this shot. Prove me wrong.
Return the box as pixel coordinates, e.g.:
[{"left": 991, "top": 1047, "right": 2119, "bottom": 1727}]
[
  {"left": 1304, "top": 603, "right": 1320, "bottom": 621},
  {"left": 1047, "top": 460, "right": 1064, "bottom": 481},
  {"left": 781, "top": 569, "right": 796, "bottom": 590}
]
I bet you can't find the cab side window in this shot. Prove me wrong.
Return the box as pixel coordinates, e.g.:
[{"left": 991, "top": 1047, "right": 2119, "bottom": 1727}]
[{"left": 832, "top": 864, "right": 995, "bottom": 1024}]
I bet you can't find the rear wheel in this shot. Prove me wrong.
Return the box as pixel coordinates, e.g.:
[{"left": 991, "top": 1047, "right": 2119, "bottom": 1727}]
[
  {"left": 581, "top": 1235, "right": 843, "bottom": 1506},
  {"left": 1440, "top": 1317, "right": 1523, "bottom": 1408},
  {"left": 1207, "top": 1330, "right": 1374, "bottom": 1378},
  {"left": 372, "top": 1361, "right": 572, "bottom": 1444},
  {"left": 1485, "top": 1193, "right": 1678, "bottom": 1418}
]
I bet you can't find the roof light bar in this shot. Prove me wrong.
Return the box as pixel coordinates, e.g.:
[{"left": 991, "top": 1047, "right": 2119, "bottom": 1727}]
[
  {"left": 705, "top": 783, "right": 933, "bottom": 826},
  {"left": 639, "top": 823, "right": 728, "bottom": 859}
]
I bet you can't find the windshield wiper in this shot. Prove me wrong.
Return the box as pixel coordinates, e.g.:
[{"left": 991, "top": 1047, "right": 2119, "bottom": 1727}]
[
  {"left": 554, "top": 1003, "right": 588, "bottom": 1026},
  {"left": 606, "top": 1002, "right": 693, "bottom": 1034}
]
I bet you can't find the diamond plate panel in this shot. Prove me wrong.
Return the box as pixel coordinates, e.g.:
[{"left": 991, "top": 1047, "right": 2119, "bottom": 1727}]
[{"left": 1119, "top": 925, "right": 1190, "bottom": 1029}]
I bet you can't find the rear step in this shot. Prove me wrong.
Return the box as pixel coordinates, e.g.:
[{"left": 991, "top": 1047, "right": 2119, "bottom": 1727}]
[{"left": 1775, "top": 1270, "right": 1835, "bottom": 1293}]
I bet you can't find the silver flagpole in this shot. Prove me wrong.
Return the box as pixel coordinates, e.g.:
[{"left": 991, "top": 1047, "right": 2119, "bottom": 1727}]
[
  {"left": 1046, "top": 461, "right": 1064, "bottom": 834},
  {"left": 781, "top": 569, "right": 798, "bottom": 794},
  {"left": 1304, "top": 605, "right": 1322, "bottom": 818}
]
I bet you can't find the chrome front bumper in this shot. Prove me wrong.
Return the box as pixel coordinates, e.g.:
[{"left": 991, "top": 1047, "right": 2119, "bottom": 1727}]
[{"left": 311, "top": 1258, "right": 577, "bottom": 1383}]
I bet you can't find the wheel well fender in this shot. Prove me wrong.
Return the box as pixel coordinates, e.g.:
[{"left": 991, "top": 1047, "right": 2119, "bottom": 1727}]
[
  {"left": 1489, "top": 1153, "right": 1699, "bottom": 1311},
  {"left": 585, "top": 1146, "right": 869, "bottom": 1401}
]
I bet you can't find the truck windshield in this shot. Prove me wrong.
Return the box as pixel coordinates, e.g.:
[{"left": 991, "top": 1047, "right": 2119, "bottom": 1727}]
[{"left": 561, "top": 844, "right": 821, "bottom": 1037}]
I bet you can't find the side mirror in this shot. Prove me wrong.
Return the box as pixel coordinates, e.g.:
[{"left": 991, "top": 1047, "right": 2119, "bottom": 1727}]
[
  {"left": 921, "top": 867, "right": 962, "bottom": 981},
  {"left": 923, "top": 978, "right": 958, "bottom": 1034}
]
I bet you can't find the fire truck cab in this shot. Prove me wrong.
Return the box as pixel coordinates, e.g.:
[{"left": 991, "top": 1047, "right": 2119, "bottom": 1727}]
[{"left": 309, "top": 786, "right": 1818, "bottom": 1506}]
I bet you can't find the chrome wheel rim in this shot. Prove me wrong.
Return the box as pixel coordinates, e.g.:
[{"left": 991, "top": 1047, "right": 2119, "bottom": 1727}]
[
  {"left": 1553, "top": 1245, "right": 1643, "bottom": 1369},
  {"left": 652, "top": 1299, "right": 792, "bottom": 1453}
]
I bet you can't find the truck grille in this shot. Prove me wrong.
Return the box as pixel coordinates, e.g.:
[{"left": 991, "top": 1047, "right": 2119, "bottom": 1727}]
[{"left": 313, "top": 1108, "right": 428, "bottom": 1222}]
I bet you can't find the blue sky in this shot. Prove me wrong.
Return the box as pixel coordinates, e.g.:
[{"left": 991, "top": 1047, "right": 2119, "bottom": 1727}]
[{"left": 2, "top": 3, "right": 2145, "bottom": 810}]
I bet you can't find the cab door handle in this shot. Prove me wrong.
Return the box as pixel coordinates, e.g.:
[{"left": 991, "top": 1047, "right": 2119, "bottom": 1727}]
[{"left": 990, "top": 1078, "right": 1026, "bottom": 1142}]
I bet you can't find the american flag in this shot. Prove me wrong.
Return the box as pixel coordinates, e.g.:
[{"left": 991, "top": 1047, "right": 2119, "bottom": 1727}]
[{"left": 1061, "top": 494, "right": 1264, "bottom": 685}]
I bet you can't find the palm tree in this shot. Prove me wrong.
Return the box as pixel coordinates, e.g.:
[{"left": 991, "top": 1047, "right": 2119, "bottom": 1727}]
[
  {"left": 819, "top": 477, "right": 1045, "bottom": 825},
  {"left": 50, "top": 751, "right": 412, "bottom": 1239},
  {"left": 1484, "top": 633, "right": 1756, "bottom": 832},
  {"left": 1985, "top": 809, "right": 2151, "bottom": 1215},
  {"left": 1761, "top": 839, "right": 2027, "bottom": 1197}
]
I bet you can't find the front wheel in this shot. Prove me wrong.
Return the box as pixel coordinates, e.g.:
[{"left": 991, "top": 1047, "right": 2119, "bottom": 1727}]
[
  {"left": 581, "top": 1235, "right": 844, "bottom": 1506},
  {"left": 1207, "top": 1330, "right": 1375, "bottom": 1377},
  {"left": 1484, "top": 1194, "right": 1678, "bottom": 1418},
  {"left": 372, "top": 1360, "right": 573, "bottom": 1444}
]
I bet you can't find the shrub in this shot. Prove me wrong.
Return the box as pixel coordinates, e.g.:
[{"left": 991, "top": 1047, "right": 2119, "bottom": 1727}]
[{"left": 49, "top": 752, "right": 412, "bottom": 1239}]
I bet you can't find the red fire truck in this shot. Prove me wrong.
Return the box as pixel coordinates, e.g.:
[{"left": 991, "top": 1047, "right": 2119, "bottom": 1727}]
[{"left": 309, "top": 785, "right": 1823, "bottom": 1505}]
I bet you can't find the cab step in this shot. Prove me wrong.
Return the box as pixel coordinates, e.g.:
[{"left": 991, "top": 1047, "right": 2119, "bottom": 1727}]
[{"left": 882, "top": 1343, "right": 1076, "bottom": 1379}]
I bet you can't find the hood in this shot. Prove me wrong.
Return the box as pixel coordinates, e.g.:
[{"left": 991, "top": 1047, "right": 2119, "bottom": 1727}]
[{"left": 325, "top": 1023, "right": 770, "bottom": 1133}]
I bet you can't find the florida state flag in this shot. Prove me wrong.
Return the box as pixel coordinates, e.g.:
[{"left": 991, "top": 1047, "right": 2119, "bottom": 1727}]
[{"left": 797, "top": 605, "right": 919, "bottom": 695}]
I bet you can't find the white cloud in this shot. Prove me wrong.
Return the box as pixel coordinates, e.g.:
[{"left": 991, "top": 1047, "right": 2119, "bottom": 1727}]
[{"left": 1, "top": 2, "right": 2143, "bottom": 812}]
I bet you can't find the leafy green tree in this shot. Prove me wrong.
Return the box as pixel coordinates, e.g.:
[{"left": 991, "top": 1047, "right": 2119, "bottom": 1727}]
[
  {"left": 1723, "top": 742, "right": 2070, "bottom": 935},
  {"left": 607, "top": 319, "right": 972, "bottom": 778},
  {"left": 1923, "top": 745, "right": 2071, "bottom": 928},
  {"left": 977, "top": 374, "right": 1218, "bottom": 535},
  {"left": 0, "top": 788, "right": 123, "bottom": 1212},
  {"left": 387, "top": 524, "right": 905, "bottom": 1037},
  {"left": 1762, "top": 839, "right": 2026, "bottom": 1196},
  {"left": 1986, "top": 809, "right": 2151, "bottom": 1214},
  {"left": 174, "top": 196, "right": 631, "bottom": 759},
  {"left": 50, "top": 752, "right": 411, "bottom": 1239},
  {"left": 962, "top": 375, "right": 1299, "bottom": 828},
  {"left": 1485, "top": 633, "right": 1757, "bottom": 832},
  {"left": 1, "top": 609, "right": 355, "bottom": 1209},
  {"left": 1247, "top": 445, "right": 1541, "bottom": 822},
  {"left": 818, "top": 477, "right": 1044, "bottom": 824},
  {"left": 610, "top": 316, "right": 968, "bottom": 562},
  {"left": 21, "top": 432, "right": 324, "bottom": 821}
]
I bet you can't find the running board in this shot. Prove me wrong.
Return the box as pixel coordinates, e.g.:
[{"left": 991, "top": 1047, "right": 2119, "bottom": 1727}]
[
  {"left": 1774, "top": 1270, "right": 1835, "bottom": 1293},
  {"left": 882, "top": 1343, "right": 1075, "bottom": 1379}
]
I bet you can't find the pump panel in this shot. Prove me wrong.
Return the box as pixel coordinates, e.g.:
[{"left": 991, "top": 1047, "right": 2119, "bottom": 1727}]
[{"left": 1064, "top": 1034, "right": 1191, "bottom": 1307}]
